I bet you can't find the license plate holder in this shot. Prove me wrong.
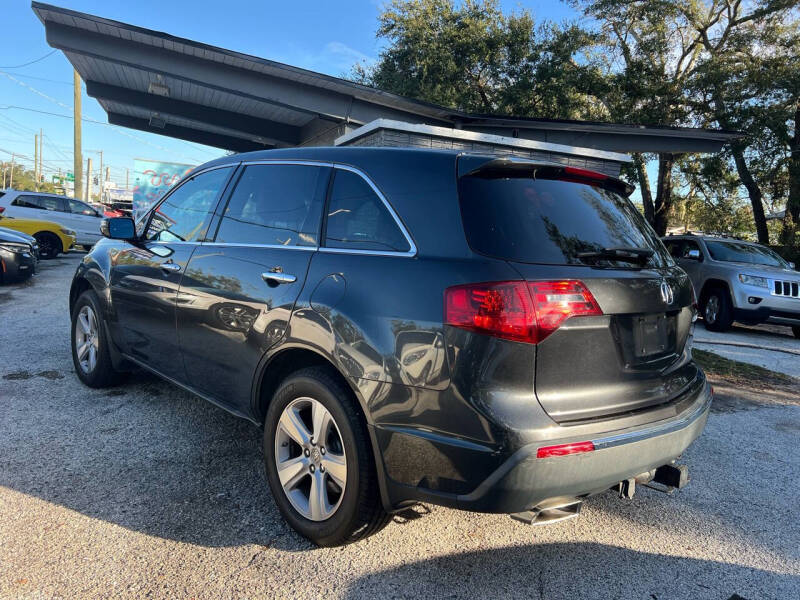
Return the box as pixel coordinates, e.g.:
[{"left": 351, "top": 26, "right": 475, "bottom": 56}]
[{"left": 633, "top": 314, "right": 670, "bottom": 357}]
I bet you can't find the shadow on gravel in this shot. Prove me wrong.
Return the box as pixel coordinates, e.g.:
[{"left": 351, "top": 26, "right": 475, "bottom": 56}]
[
  {"left": 0, "top": 370, "right": 313, "bottom": 552},
  {"left": 342, "top": 542, "right": 792, "bottom": 599}
]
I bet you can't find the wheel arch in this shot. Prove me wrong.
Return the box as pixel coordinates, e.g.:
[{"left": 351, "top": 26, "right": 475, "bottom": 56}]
[
  {"left": 252, "top": 343, "right": 395, "bottom": 512},
  {"left": 698, "top": 278, "right": 731, "bottom": 306}
]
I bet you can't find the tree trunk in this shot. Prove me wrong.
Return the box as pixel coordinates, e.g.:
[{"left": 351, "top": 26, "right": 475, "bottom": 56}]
[
  {"left": 730, "top": 145, "right": 770, "bottom": 244},
  {"left": 782, "top": 100, "right": 800, "bottom": 245},
  {"left": 632, "top": 152, "right": 655, "bottom": 225},
  {"left": 652, "top": 153, "right": 675, "bottom": 236}
]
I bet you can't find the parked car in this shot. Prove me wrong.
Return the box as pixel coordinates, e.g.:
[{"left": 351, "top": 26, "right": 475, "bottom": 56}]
[
  {"left": 69, "top": 148, "right": 710, "bottom": 546},
  {"left": 0, "top": 189, "right": 103, "bottom": 249},
  {"left": 0, "top": 227, "right": 38, "bottom": 283},
  {"left": 0, "top": 213, "right": 75, "bottom": 259},
  {"left": 664, "top": 234, "right": 800, "bottom": 338}
]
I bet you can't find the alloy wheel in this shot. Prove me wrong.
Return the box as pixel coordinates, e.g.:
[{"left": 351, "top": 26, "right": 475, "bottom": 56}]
[
  {"left": 274, "top": 397, "right": 347, "bottom": 521},
  {"left": 705, "top": 295, "right": 719, "bottom": 325},
  {"left": 74, "top": 305, "right": 100, "bottom": 373}
]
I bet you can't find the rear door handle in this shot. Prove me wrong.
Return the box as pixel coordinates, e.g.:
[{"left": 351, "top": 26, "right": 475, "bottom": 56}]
[
  {"left": 262, "top": 272, "right": 297, "bottom": 285},
  {"left": 161, "top": 263, "right": 181, "bottom": 273}
]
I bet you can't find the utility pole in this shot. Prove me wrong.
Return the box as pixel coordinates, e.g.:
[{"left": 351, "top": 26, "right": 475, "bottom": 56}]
[
  {"left": 73, "top": 69, "right": 83, "bottom": 202},
  {"left": 34, "top": 133, "right": 39, "bottom": 191},
  {"left": 98, "top": 150, "right": 103, "bottom": 202},
  {"left": 125, "top": 168, "right": 129, "bottom": 190},
  {"left": 9, "top": 154, "right": 14, "bottom": 189},
  {"left": 86, "top": 157, "right": 92, "bottom": 202},
  {"left": 39, "top": 128, "right": 43, "bottom": 188}
]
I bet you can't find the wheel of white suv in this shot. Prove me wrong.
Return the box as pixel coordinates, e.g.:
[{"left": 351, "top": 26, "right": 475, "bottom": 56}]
[
  {"left": 703, "top": 288, "right": 733, "bottom": 332},
  {"left": 71, "top": 290, "right": 125, "bottom": 388},
  {"left": 263, "top": 367, "right": 390, "bottom": 546}
]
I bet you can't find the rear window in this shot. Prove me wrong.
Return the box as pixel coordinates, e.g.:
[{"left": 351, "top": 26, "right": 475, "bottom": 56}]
[{"left": 458, "top": 175, "right": 673, "bottom": 268}]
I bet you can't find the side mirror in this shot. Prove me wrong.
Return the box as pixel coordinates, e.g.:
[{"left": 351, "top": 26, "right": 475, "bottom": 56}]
[
  {"left": 686, "top": 249, "right": 701, "bottom": 261},
  {"left": 101, "top": 217, "right": 136, "bottom": 240},
  {"left": 790, "top": 261, "right": 796, "bottom": 270}
]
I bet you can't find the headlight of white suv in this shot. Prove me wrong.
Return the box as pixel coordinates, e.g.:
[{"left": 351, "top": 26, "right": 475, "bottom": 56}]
[{"left": 738, "top": 274, "right": 768, "bottom": 288}]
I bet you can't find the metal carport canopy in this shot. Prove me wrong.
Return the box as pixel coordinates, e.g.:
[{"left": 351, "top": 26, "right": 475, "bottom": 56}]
[{"left": 33, "top": 2, "right": 740, "bottom": 154}]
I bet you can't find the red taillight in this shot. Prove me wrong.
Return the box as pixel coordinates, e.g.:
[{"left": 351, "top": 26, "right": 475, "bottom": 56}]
[
  {"left": 0, "top": 206, "right": 5, "bottom": 213},
  {"left": 444, "top": 280, "right": 602, "bottom": 344},
  {"left": 536, "top": 441, "right": 595, "bottom": 458}
]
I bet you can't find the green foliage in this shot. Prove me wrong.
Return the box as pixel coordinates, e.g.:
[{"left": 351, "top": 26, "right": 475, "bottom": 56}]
[
  {"left": 1, "top": 162, "right": 58, "bottom": 194},
  {"left": 354, "top": 0, "right": 606, "bottom": 119}
]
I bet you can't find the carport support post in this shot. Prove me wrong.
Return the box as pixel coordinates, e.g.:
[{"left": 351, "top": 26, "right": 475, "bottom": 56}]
[
  {"left": 34, "top": 134, "right": 39, "bottom": 191},
  {"left": 73, "top": 69, "right": 83, "bottom": 202}
]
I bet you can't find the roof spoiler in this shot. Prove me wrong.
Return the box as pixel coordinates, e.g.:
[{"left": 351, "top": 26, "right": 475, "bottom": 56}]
[{"left": 459, "top": 156, "right": 635, "bottom": 197}]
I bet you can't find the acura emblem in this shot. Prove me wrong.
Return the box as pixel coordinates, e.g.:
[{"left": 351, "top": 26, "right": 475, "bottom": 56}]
[{"left": 660, "top": 280, "right": 674, "bottom": 305}]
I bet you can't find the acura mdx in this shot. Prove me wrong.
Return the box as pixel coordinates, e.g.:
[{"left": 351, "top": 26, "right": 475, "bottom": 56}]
[{"left": 69, "top": 148, "right": 711, "bottom": 546}]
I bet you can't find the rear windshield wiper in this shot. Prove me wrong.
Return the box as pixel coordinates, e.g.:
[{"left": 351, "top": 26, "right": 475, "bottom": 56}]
[{"left": 576, "top": 247, "right": 654, "bottom": 265}]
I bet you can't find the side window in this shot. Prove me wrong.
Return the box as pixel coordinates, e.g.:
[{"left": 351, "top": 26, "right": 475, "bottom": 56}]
[
  {"left": 12, "top": 195, "right": 44, "bottom": 209},
  {"left": 664, "top": 240, "right": 683, "bottom": 259},
  {"left": 215, "top": 164, "right": 327, "bottom": 246},
  {"left": 682, "top": 240, "right": 701, "bottom": 259},
  {"left": 146, "top": 167, "right": 231, "bottom": 242},
  {"left": 323, "top": 169, "right": 410, "bottom": 253},
  {"left": 68, "top": 199, "right": 98, "bottom": 216}
]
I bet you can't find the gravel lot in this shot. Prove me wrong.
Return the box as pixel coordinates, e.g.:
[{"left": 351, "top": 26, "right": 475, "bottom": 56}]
[{"left": 1, "top": 254, "right": 799, "bottom": 600}]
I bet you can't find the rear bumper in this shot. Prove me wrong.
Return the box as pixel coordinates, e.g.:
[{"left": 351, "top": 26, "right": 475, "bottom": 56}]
[
  {"left": 374, "top": 376, "right": 711, "bottom": 514},
  {"left": 455, "top": 382, "right": 711, "bottom": 512},
  {"left": 0, "top": 250, "right": 36, "bottom": 282}
]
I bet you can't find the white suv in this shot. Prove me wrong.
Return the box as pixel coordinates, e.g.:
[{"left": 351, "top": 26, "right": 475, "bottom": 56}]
[{"left": 0, "top": 190, "right": 103, "bottom": 248}]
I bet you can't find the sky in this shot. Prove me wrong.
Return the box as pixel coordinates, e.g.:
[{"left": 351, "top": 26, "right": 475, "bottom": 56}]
[{"left": 0, "top": 0, "right": 578, "bottom": 188}]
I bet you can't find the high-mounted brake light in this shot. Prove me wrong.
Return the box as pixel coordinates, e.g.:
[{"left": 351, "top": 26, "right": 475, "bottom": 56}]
[
  {"left": 562, "top": 166, "right": 609, "bottom": 181},
  {"left": 536, "top": 441, "right": 595, "bottom": 458},
  {"left": 444, "top": 280, "right": 602, "bottom": 344}
]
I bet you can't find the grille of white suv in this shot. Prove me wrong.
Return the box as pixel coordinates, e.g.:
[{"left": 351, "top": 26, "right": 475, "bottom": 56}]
[{"left": 773, "top": 280, "right": 800, "bottom": 298}]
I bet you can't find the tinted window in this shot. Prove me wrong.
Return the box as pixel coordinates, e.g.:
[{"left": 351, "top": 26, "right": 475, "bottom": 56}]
[
  {"left": 68, "top": 199, "right": 98, "bottom": 216},
  {"left": 459, "top": 176, "right": 673, "bottom": 268},
  {"left": 682, "top": 240, "right": 701, "bottom": 258},
  {"left": 146, "top": 167, "right": 231, "bottom": 242},
  {"left": 215, "top": 164, "right": 327, "bottom": 246},
  {"left": 13, "top": 195, "right": 64, "bottom": 211},
  {"left": 664, "top": 240, "right": 683, "bottom": 258},
  {"left": 324, "top": 170, "right": 410, "bottom": 253},
  {"left": 706, "top": 240, "right": 789, "bottom": 268}
]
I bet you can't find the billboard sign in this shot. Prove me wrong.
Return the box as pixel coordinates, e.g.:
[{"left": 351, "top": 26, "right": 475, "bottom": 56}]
[{"left": 132, "top": 159, "right": 195, "bottom": 221}]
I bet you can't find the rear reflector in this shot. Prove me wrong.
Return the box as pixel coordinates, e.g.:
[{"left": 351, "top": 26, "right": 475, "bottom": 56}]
[
  {"left": 537, "top": 441, "right": 595, "bottom": 458},
  {"left": 445, "top": 280, "right": 601, "bottom": 344}
]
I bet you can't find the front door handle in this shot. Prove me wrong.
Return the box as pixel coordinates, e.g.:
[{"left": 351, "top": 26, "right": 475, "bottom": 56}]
[
  {"left": 262, "top": 272, "right": 297, "bottom": 285},
  {"left": 161, "top": 262, "right": 181, "bottom": 273}
]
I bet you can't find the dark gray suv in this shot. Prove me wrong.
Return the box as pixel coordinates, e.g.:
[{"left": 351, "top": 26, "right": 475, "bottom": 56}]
[{"left": 69, "top": 148, "right": 710, "bottom": 546}]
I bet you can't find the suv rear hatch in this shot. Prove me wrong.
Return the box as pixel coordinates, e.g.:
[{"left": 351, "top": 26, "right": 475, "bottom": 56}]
[{"left": 457, "top": 156, "right": 699, "bottom": 423}]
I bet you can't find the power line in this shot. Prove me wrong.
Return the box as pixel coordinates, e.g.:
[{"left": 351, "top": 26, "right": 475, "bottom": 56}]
[{"left": 0, "top": 50, "right": 58, "bottom": 69}]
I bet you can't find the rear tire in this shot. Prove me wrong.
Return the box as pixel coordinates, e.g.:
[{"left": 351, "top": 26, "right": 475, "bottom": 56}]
[
  {"left": 263, "top": 367, "right": 390, "bottom": 546},
  {"left": 702, "top": 287, "right": 733, "bottom": 332},
  {"left": 34, "top": 232, "right": 61, "bottom": 259},
  {"left": 71, "top": 290, "right": 125, "bottom": 388},
  {"left": 792, "top": 326, "right": 800, "bottom": 340}
]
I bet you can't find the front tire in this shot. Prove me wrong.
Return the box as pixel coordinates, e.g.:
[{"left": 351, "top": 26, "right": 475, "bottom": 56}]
[
  {"left": 34, "top": 232, "right": 62, "bottom": 259},
  {"left": 702, "top": 287, "right": 733, "bottom": 332},
  {"left": 71, "top": 290, "right": 125, "bottom": 388},
  {"left": 263, "top": 367, "right": 389, "bottom": 546}
]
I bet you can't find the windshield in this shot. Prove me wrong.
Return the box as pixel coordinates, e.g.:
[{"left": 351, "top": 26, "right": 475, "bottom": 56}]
[
  {"left": 706, "top": 240, "right": 789, "bottom": 268},
  {"left": 458, "top": 175, "right": 674, "bottom": 268}
]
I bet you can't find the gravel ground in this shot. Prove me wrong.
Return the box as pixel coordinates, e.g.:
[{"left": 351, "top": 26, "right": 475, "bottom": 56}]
[
  {"left": 1, "top": 254, "right": 799, "bottom": 600},
  {"left": 694, "top": 322, "right": 800, "bottom": 379}
]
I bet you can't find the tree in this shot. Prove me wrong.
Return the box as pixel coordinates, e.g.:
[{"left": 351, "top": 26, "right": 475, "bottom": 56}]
[{"left": 353, "top": 0, "right": 606, "bottom": 120}]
